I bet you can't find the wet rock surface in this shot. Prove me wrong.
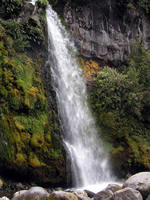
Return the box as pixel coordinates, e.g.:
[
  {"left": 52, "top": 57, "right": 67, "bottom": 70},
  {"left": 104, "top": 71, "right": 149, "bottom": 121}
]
[
  {"left": 94, "top": 189, "right": 113, "bottom": 200},
  {"left": 123, "top": 172, "right": 150, "bottom": 199},
  {"left": 12, "top": 187, "right": 49, "bottom": 200},
  {"left": 113, "top": 187, "right": 143, "bottom": 200},
  {"left": 1, "top": 173, "right": 150, "bottom": 200},
  {"left": 64, "top": 0, "right": 150, "bottom": 66}
]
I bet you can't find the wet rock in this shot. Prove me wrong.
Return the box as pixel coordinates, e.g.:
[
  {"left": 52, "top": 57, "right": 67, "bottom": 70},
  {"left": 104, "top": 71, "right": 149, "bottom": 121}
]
[
  {"left": 64, "top": 1, "right": 150, "bottom": 66},
  {"left": 123, "top": 172, "right": 150, "bottom": 199},
  {"left": 84, "top": 190, "right": 95, "bottom": 198},
  {"left": 0, "top": 197, "right": 9, "bottom": 200},
  {"left": 74, "top": 190, "right": 89, "bottom": 200},
  {"left": 113, "top": 187, "right": 143, "bottom": 200},
  {"left": 105, "top": 184, "right": 122, "bottom": 193},
  {"left": 48, "top": 191, "right": 78, "bottom": 200},
  {"left": 94, "top": 189, "right": 113, "bottom": 200},
  {"left": 13, "top": 190, "right": 28, "bottom": 199},
  {"left": 12, "top": 187, "right": 49, "bottom": 200}
]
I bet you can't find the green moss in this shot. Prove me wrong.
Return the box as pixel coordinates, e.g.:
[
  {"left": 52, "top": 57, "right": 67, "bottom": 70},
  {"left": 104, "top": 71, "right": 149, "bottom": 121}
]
[
  {"left": 29, "top": 152, "right": 45, "bottom": 167},
  {"left": 31, "top": 134, "right": 45, "bottom": 148},
  {"left": 15, "top": 153, "right": 27, "bottom": 167},
  {"left": 0, "top": 15, "right": 66, "bottom": 185}
]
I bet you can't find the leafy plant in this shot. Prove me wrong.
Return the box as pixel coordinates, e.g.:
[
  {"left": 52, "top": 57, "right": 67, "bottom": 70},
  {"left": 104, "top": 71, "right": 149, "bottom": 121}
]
[
  {"left": 89, "top": 42, "right": 150, "bottom": 176},
  {"left": 0, "top": 0, "right": 24, "bottom": 19},
  {"left": 36, "top": 0, "right": 48, "bottom": 9}
]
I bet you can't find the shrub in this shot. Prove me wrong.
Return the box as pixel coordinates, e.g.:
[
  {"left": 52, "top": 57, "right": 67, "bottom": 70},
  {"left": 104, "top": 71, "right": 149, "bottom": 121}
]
[
  {"left": 0, "top": 0, "right": 24, "bottom": 19},
  {"left": 94, "top": 66, "right": 142, "bottom": 118},
  {"left": 89, "top": 42, "right": 150, "bottom": 175},
  {"left": 36, "top": 0, "right": 48, "bottom": 9}
]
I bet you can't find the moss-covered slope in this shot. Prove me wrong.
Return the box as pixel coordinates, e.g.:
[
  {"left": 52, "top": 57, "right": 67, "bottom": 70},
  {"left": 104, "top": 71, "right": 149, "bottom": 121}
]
[{"left": 0, "top": 0, "right": 67, "bottom": 186}]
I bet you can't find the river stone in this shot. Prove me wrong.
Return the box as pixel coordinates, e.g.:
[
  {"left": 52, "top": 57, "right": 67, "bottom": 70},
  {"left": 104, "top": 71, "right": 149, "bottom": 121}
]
[
  {"left": 74, "top": 191, "right": 89, "bottom": 200},
  {"left": 48, "top": 191, "right": 78, "bottom": 200},
  {"left": 123, "top": 172, "right": 150, "bottom": 198},
  {"left": 94, "top": 189, "right": 113, "bottom": 200},
  {"left": 12, "top": 187, "right": 49, "bottom": 200},
  {"left": 13, "top": 190, "right": 28, "bottom": 199},
  {"left": 84, "top": 190, "right": 95, "bottom": 198},
  {"left": 0, "top": 197, "right": 9, "bottom": 200},
  {"left": 105, "top": 184, "right": 122, "bottom": 193},
  {"left": 113, "top": 187, "right": 143, "bottom": 200}
]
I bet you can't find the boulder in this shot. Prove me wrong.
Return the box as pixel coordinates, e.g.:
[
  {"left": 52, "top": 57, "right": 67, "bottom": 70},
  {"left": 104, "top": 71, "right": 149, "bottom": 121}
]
[
  {"left": 105, "top": 184, "right": 122, "bottom": 193},
  {"left": 123, "top": 172, "right": 150, "bottom": 199},
  {"left": 0, "top": 197, "right": 9, "bottom": 200},
  {"left": 12, "top": 186, "right": 49, "bottom": 200},
  {"left": 113, "top": 187, "right": 143, "bottom": 200},
  {"left": 94, "top": 189, "right": 113, "bottom": 200},
  {"left": 13, "top": 190, "right": 28, "bottom": 198},
  {"left": 84, "top": 190, "right": 95, "bottom": 198},
  {"left": 48, "top": 191, "right": 78, "bottom": 200},
  {"left": 73, "top": 191, "right": 89, "bottom": 200}
]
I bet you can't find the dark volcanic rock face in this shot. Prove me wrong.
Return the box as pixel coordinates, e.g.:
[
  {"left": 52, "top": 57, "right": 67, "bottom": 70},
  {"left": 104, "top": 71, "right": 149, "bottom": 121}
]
[{"left": 64, "top": 0, "right": 150, "bottom": 65}]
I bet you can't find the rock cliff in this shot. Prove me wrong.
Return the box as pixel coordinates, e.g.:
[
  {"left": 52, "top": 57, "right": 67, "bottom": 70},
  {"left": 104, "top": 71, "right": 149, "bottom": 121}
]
[{"left": 63, "top": 0, "right": 150, "bottom": 66}]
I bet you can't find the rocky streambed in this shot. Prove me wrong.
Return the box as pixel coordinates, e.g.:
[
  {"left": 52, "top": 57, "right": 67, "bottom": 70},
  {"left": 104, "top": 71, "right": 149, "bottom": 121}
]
[{"left": 1, "top": 172, "right": 150, "bottom": 200}]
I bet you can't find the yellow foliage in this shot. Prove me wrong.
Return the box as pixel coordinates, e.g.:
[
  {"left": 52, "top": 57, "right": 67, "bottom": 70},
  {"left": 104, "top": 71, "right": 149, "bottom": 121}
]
[
  {"left": 11, "top": 88, "right": 20, "bottom": 95},
  {"left": 24, "top": 96, "right": 30, "bottom": 107},
  {"left": 28, "top": 87, "right": 38, "bottom": 97},
  {"left": 15, "top": 153, "right": 27, "bottom": 167},
  {"left": 29, "top": 152, "right": 45, "bottom": 168},
  {"left": 31, "top": 133, "right": 45, "bottom": 147},
  {"left": 34, "top": 76, "right": 41, "bottom": 83},
  {"left": 15, "top": 121, "right": 25, "bottom": 131},
  {"left": 45, "top": 134, "right": 51, "bottom": 143},
  {"left": 80, "top": 58, "right": 102, "bottom": 80}
]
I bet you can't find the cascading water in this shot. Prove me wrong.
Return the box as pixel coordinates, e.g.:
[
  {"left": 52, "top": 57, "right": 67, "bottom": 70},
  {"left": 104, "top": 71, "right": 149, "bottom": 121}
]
[
  {"left": 46, "top": 5, "right": 114, "bottom": 190},
  {"left": 30, "top": 0, "right": 36, "bottom": 5}
]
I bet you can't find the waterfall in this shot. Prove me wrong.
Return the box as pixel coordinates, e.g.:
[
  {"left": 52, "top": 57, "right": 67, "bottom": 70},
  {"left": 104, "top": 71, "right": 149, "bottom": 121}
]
[
  {"left": 46, "top": 5, "right": 114, "bottom": 189},
  {"left": 30, "top": 0, "right": 36, "bottom": 5}
]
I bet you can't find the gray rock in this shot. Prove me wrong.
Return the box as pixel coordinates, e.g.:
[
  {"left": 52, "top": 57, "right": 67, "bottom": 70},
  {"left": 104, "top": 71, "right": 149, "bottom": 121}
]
[
  {"left": 64, "top": 1, "right": 150, "bottom": 66},
  {"left": 0, "top": 197, "right": 9, "bottom": 200},
  {"left": 113, "top": 187, "right": 143, "bottom": 200},
  {"left": 73, "top": 190, "right": 89, "bottom": 200},
  {"left": 94, "top": 189, "right": 113, "bottom": 200},
  {"left": 12, "top": 186, "right": 49, "bottom": 200},
  {"left": 84, "top": 190, "right": 95, "bottom": 198},
  {"left": 48, "top": 191, "right": 78, "bottom": 200},
  {"left": 123, "top": 172, "right": 150, "bottom": 199},
  {"left": 13, "top": 190, "right": 28, "bottom": 199},
  {"left": 105, "top": 184, "right": 122, "bottom": 193}
]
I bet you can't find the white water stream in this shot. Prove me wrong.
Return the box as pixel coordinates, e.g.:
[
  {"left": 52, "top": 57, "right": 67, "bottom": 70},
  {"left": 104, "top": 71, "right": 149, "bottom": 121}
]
[
  {"left": 30, "top": 0, "right": 36, "bottom": 5},
  {"left": 46, "top": 5, "right": 115, "bottom": 191}
]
